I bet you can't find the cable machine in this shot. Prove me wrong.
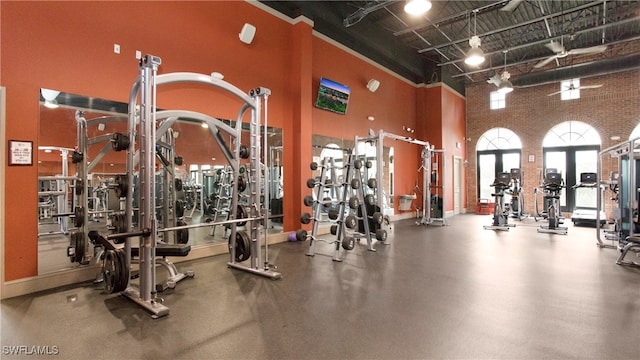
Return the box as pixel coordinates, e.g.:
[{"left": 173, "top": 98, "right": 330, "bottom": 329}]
[{"left": 597, "top": 137, "right": 640, "bottom": 263}]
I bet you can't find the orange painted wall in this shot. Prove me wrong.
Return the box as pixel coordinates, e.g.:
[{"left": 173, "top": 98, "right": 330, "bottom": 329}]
[
  {"left": 419, "top": 84, "right": 467, "bottom": 212},
  {"left": 441, "top": 87, "right": 467, "bottom": 211},
  {"left": 1, "top": 1, "right": 293, "bottom": 281},
  {"left": 1, "top": 1, "right": 466, "bottom": 282},
  {"left": 311, "top": 37, "right": 420, "bottom": 200}
]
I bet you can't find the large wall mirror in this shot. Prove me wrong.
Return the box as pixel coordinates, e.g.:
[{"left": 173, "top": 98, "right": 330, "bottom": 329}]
[{"left": 38, "top": 89, "right": 283, "bottom": 275}]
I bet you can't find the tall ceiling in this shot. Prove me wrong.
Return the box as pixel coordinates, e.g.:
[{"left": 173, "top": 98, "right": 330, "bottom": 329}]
[{"left": 260, "top": 0, "right": 640, "bottom": 92}]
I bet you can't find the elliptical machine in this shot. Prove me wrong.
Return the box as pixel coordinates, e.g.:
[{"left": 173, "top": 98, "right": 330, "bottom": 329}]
[
  {"left": 537, "top": 171, "right": 568, "bottom": 235},
  {"left": 484, "top": 172, "right": 516, "bottom": 231},
  {"left": 507, "top": 168, "right": 527, "bottom": 220}
]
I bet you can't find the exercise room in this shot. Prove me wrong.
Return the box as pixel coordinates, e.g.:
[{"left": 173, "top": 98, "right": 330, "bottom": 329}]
[{"left": 1, "top": 1, "right": 639, "bottom": 359}]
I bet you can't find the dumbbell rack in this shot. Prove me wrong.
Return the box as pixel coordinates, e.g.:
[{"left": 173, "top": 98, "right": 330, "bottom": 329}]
[
  {"left": 351, "top": 159, "right": 387, "bottom": 245},
  {"left": 305, "top": 156, "right": 375, "bottom": 261},
  {"left": 209, "top": 166, "right": 233, "bottom": 236},
  {"left": 343, "top": 155, "right": 377, "bottom": 251}
]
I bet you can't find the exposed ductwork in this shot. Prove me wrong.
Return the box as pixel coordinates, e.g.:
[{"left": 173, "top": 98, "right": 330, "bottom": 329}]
[{"left": 512, "top": 53, "right": 640, "bottom": 88}]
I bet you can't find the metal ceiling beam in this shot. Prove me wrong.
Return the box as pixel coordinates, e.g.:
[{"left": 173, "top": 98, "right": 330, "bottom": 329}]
[
  {"left": 440, "top": 17, "right": 638, "bottom": 67},
  {"left": 384, "top": 7, "right": 472, "bottom": 81},
  {"left": 393, "top": 0, "right": 507, "bottom": 37},
  {"left": 343, "top": 1, "right": 393, "bottom": 27},
  {"left": 418, "top": 0, "right": 603, "bottom": 53},
  {"left": 450, "top": 34, "right": 640, "bottom": 78}
]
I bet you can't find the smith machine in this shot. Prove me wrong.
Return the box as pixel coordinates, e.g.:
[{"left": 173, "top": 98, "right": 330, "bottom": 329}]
[{"left": 87, "top": 54, "right": 281, "bottom": 317}]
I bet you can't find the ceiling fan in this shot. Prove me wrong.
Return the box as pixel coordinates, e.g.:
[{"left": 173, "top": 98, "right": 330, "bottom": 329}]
[
  {"left": 534, "top": 40, "right": 607, "bottom": 69},
  {"left": 547, "top": 80, "right": 603, "bottom": 96}
]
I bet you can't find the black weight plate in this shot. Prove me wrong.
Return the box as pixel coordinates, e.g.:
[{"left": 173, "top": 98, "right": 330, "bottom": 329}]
[
  {"left": 365, "top": 194, "right": 376, "bottom": 206},
  {"left": 237, "top": 176, "right": 247, "bottom": 192},
  {"left": 330, "top": 224, "right": 338, "bottom": 235},
  {"left": 175, "top": 178, "right": 183, "bottom": 191},
  {"left": 68, "top": 232, "right": 77, "bottom": 263},
  {"left": 114, "top": 248, "right": 128, "bottom": 293},
  {"left": 74, "top": 231, "right": 85, "bottom": 263},
  {"left": 345, "top": 215, "right": 357, "bottom": 229},
  {"left": 237, "top": 205, "right": 247, "bottom": 226},
  {"left": 239, "top": 144, "right": 250, "bottom": 159},
  {"left": 229, "top": 232, "right": 244, "bottom": 262},
  {"left": 295, "top": 229, "right": 308, "bottom": 242},
  {"left": 118, "top": 248, "right": 130, "bottom": 292},
  {"left": 342, "top": 237, "right": 355, "bottom": 250},
  {"left": 74, "top": 206, "right": 84, "bottom": 228},
  {"left": 376, "top": 229, "right": 387, "bottom": 242},
  {"left": 175, "top": 199, "right": 185, "bottom": 218},
  {"left": 103, "top": 250, "right": 117, "bottom": 294},
  {"left": 240, "top": 231, "right": 252, "bottom": 262},
  {"left": 303, "top": 195, "right": 314, "bottom": 207},
  {"left": 372, "top": 212, "right": 383, "bottom": 224},
  {"left": 349, "top": 196, "right": 360, "bottom": 209},
  {"left": 115, "top": 175, "right": 128, "bottom": 197},
  {"left": 300, "top": 212, "right": 312, "bottom": 224},
  {"left": 177, "top": 219, "right": 189, "bottom": 244},
  {"left": 306, "top": 178, "right": 316, "bottom": 189}
]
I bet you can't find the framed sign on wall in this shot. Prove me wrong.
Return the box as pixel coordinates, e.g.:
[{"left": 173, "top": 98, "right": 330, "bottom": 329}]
[{"left": 8, "top": 140, "right": 33, "bottom": 166}]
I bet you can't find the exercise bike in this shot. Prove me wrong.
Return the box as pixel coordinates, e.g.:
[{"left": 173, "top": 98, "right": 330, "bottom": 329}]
[
  {"left": 537, "top": 171, "right": 568, "bottom": 235},
  {"left": 484, "top": 172, "right": 516, "bottom": 231}
]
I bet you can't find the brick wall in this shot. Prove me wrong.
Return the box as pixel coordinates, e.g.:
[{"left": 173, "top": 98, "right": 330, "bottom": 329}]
[{"left": 465, "top": 68, "right": 639, "bottom": 215}]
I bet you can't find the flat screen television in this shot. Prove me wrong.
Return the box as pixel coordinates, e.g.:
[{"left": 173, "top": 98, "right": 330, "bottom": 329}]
[{"left": 315, "top": 77, "right": 350, "bottom": 115}]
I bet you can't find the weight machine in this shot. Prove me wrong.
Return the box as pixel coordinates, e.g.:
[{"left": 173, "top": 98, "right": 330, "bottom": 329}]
[
  {"left": 483, "top": 172, "right": 516, "bottom": 231},
  {"left": 37, "top": 146, "right": 75, "bottom": 237},
  {"left": 87, "top": 54, "right": 281, "bottom": 317},
  {"left": 597, "top": 137, "right": 640, "bottom": 266},
  {"left": 354, "top": 131, "right": 444, "bottom": 242},
  {"left": 537, "top": 171, "right": 568, "bottom": 235}
]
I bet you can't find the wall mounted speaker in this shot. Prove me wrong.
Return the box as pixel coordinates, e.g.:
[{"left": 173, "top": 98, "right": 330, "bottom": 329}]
[
  {"left": 239, "top": 23, "right": 256, "bottom": 45},
  {"left": 367, "top": 79, "right": 381, "bottom": 92}
]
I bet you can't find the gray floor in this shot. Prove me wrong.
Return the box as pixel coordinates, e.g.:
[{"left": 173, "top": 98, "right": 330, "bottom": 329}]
[{"left": 3, "top": 214, "right": 639, "bottom": 360}]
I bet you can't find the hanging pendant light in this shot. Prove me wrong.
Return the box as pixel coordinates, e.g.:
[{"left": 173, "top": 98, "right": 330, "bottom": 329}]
[
  {"left": 464, "top": 11, "right": 485, "bottom": 66},
  {"left": 498, "top": 51, "right": 514, "bottom": 93}
]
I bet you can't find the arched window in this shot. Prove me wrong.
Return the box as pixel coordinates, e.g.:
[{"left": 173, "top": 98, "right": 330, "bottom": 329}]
[
  {"left": 542, "top": 121, "right": 601, "bottom": 212},
  {"left": 542, "top": 121, "right": 600, "bottom": 147},
  {"left": 476, "top": 128, "right": 522, "bottom": 200},
  {"left": 477, "top": 127, "right": 522, "bottom": 150},
  {"left": 630, "top": 122, "right": 640, "bottom": 140}
]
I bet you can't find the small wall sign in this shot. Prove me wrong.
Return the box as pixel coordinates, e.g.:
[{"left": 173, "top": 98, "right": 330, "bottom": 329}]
[{"left": 8, "top": 140, "right": 33, "bottom": 166}]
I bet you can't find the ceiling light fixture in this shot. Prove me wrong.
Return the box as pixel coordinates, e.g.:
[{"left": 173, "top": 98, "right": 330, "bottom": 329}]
[
  {"left": 404, "top": 0, "right": 432, "bottom": 16},
  {"left": 464, "top": 11, "right": 485, "bottom": 66},
  {"left": 497, "top": 51, "right": 513, "bottom": 94}
]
